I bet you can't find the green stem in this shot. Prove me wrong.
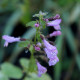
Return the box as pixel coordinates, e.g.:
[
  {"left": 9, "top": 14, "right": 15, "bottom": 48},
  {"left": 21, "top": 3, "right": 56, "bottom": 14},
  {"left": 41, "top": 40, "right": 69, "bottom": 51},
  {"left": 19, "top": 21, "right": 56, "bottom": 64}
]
[{"left": 34, "top": 29, "right": 37, "bottom": 44}]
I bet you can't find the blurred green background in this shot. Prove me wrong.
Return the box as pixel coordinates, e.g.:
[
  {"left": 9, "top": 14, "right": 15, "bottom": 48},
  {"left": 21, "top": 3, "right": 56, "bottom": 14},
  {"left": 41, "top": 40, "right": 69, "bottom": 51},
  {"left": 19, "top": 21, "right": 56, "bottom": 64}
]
[{"left": 0, "top": 0, "right": 80, "bottom": 80}]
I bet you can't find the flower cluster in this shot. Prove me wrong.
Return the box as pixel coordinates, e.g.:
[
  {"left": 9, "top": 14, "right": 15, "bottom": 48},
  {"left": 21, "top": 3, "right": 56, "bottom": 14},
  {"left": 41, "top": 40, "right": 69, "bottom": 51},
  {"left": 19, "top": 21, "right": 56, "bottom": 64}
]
[{"left": 2, "top": 11, "right": 62, "bottom": 77}]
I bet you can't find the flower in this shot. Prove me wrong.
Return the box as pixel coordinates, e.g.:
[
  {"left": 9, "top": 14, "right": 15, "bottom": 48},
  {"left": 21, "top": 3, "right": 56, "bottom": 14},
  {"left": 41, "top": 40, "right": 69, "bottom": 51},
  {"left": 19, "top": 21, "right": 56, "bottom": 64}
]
[
  {"left": 47, "top": 19, "right": 61, "bottom": 30},
  {"left": 44, "top": 47, "right": 58, "bottom": 58},
  {"left": 2, "top": 35, "right": 20, "bottom": 47},
  {"left": 42, "top": 39, "right": 59, "bottom": 66},
  {"left": 35, "top": 23, "right": 39, "bottom": 27},
  {"left": 49, "top": 31, "right": 61, "bottom": 37},
  {"left": 37, "top": 62, "right": 47, "bottom": 77},
  {"left": 43, "top": 39, "right": 58, "bottom": 58},
  {"left": 49, "top": 56, "right": 59, "bottom": 66},
  {"left": 35, "top": 46, "right": 40, "bottom": 51},
  {"left": 43, "top": 39, "right": 58, "bottom": 52}
]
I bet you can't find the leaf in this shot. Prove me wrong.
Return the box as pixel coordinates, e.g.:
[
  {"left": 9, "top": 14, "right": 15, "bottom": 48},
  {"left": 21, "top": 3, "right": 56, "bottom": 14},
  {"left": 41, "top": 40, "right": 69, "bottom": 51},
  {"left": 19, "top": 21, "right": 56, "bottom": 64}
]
[
  {"left": 19, "top": 58, "right": 29, "bottom": 71},
  {"left": 1, "top": 62, "right": 23, "bottom": 79},
  {"left": 24, "top": 73, "right": 51, "bottom": 80},
  {"left": 3, "top": 9, "right": 23, "bottom": 35},
  {"left": 39, "top": 74, "right": 51, "bottom": 80},
  {"left": 66, "top": 27, "right": 78, "bottom": 54},
  {"left": 69, "top": 3, "right": 80, "bottom": 23},
  {"left": 24, "top": 77, "right": 35, "bottom": 80},
  {"left": 18, "top": 41, "right": 30, "bottom": 47},
  {"left": 76, "top": 54, "right": 80, "bottom": 70},
  {"left": 0, "top": 71, "right": 9, "bottom": 80},
  {"left": 26, "top": 21, "right": 36, "bottom": 27}
]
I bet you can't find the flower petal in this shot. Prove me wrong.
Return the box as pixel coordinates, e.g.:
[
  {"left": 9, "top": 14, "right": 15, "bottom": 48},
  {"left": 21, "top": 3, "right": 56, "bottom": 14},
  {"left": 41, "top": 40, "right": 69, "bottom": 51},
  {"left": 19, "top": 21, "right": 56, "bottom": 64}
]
[
  {"left": 53, "top": 25, "right": 61, "bottom": 30},
  {"left": 47, "top": 19, "right": 61, "bottom": 26},
  {"left": 4, "top": 41, "right": 8, "bottom": 47},
  {"left": 49, "top": 56, "right": 59, "bottom": 66}
]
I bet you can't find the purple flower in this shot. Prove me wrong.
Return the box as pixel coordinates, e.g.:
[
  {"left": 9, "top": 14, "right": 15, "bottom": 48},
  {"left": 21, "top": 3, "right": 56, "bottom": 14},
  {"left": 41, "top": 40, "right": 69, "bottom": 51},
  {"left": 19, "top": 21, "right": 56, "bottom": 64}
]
[
  {"left": 47, "top": 19, "right": 61, "bottom": 30},
  {"left": 2, "top": 35, "right": 20, "bottom": 47},
  {"left": 44, "top": 47, "right": 58, "bottom": 58},
  {"left": 49, "top": 56, "right": 59, "bottom": 66},
  {"left": 35, "top": 23, "right": 39, "bottom": 27},
  {"left": 43, "top": 39, "right": 58, "bottom": 58},
  {"left": 37, "top": 62, "right": 47, "bottom": 77},
  {"left": 49, "top": 31, "right": 61, "bottom": 37},
  {"left": 43, "top": 39, "right": 58, "bottom": 52},
  {"left": 35, "top": 46, "right": 40, "bottom": 51}
]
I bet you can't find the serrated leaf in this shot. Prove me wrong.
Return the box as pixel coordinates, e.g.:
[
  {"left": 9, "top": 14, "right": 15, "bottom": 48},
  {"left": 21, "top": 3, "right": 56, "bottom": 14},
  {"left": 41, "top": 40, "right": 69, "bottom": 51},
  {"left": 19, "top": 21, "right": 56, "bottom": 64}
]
[
  {"left": 18, "top": 41, "right": 30, "bottom": 47},
  {"left": 0, "top": 71, "right": 9, "bottom": 80},
  {"left": 20, "top": 58, "right": 29, "bottom": 71},
  {"left": 1, "top": 62, "right": 23, "bottom": 79},
  {"left": 26, "top": 21, "right": 36, "bottom": 27}
]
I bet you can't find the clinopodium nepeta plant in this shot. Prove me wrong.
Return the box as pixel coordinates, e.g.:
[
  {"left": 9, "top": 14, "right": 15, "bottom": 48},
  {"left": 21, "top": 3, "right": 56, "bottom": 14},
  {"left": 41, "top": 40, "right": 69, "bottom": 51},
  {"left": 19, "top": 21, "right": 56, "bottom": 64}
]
[{"left": 2, "top": 11, "right": 62, "bottom": 77}]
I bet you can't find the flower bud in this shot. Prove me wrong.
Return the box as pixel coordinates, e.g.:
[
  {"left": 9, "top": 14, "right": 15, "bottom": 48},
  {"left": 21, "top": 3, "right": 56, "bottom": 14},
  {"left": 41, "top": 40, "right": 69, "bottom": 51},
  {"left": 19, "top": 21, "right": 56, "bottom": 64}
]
[{"left": 35, "top": 23, "right": 39, "bottom": 27}]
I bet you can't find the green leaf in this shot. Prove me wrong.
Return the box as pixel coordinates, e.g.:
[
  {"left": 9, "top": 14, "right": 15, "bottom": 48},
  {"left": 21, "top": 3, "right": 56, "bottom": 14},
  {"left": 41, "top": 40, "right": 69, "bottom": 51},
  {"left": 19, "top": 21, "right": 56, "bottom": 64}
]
[
  {"left": 19, "top": 58, "right": 29, "bottom": 71},
  {"left": 66, "top": 27, "right": 78, "bottom": 54},
  {"left": 26, "top": 21, "right": 36, "bottom": 27},
  {"left": 1, "top": 62, "right": 23, "bottom": 79},
  {"left": 3, "top": 9, "right": 23, "bottom": 35},
  {"left": 69, "top": 3, "right": 80, "bottom": 23},
  {"left": 39, "top": 74, "right": 51, "bottom": 80},
  {"left": 76, "top": 54, "right": 80, "bottom": 70},
  {"left": 18, "top": 41, "right": 30, "bottom": 47},
  {"left": 24, "top": 77, "right": 35, "bottom": 80},
  {"left": 24, "top": 73, "right": 51, "bottom": 80},
  {"left": 0, "top": 71, "right": 9, "bottom": 80}
]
